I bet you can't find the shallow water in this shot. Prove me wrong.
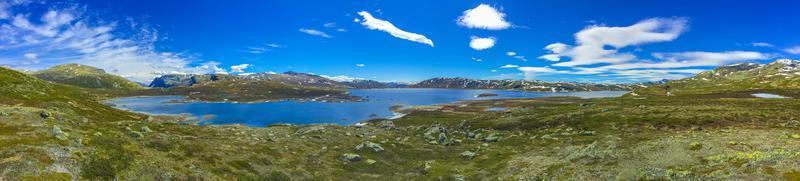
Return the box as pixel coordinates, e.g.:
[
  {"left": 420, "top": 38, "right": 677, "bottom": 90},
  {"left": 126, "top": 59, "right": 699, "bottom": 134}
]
[
  {"left": 751, "top": 93, "right": 789, "bottom": 99},
  {"left": 109, "top": 89, "right": 628, "bottom": 126}
]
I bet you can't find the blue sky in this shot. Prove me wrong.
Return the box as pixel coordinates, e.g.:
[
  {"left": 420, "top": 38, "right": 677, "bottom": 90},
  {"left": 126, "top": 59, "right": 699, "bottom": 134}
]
[{"left": 0, "top": 0, "right": 799, "bottom": 83}]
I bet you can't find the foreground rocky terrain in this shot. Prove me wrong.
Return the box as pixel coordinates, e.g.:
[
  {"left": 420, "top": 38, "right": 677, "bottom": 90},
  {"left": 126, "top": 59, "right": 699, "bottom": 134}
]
[{"left": 2, "top": 60, "right": 800, "bottom": 180}]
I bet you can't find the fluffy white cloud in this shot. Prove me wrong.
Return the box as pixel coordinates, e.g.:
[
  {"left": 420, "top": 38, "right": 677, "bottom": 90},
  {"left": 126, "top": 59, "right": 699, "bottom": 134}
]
[
  {"left": 751, "top": 42, "right": 774, "bottom": 47},
  {"left": 506, "top": 52, "right": 516, "bottom": 56},
  {"left": 469, "top": 36, "right": 495, "bottom": 50},
  {"left": 471, "top": 57, "right": 482, "bottom": 62},
  {"left": 785, "top": 46, "right": 800, "bottom": 55},
  {"left": 357, "top": 11, "right": 434, "bottom": 47},
  {"left": 0, "top": 4, "right": 232, "bottom": 83},
  {"left": 355, "top": 63, "right": 365, "bottom": 67},
  {"left": 543, "top": 18, "right": 688, "bottom": 67},
  {"left": 230, "top": 64, "right": 251, "bottom": 73},
  {"left": 321, "top": 75, "right": 363, "bottom": 82},
  {"left": 544, "top": 43, "right": 569, "bottom": 54},
  {"left": 499, "top": 64, "right": 518, "bottom": 68},
  {"left": 457, "top": 4, "right": 511, "bottom": 30},
  {"left": 299, "top": 28, "right": 332, "bottom": 38}
]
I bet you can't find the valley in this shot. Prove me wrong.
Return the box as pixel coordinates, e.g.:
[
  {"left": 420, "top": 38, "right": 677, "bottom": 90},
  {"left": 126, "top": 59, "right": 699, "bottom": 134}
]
[{"left": 2, "top": 60, "right": 800, "bottom": 180}]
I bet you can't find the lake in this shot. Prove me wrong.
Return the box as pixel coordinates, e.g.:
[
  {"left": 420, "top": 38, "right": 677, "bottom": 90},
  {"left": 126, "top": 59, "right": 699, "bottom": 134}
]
[{"left": 109, "top": 89, "right": 628, "bottom": 127}]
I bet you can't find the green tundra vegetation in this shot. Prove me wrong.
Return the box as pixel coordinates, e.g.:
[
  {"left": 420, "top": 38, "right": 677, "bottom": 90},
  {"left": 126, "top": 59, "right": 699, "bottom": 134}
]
[
  {"left": 32, "top": 64, "right": 143, "bottom": 90},
  {"left": 2, "top": 61, "right": 800, "bottom": 180}
]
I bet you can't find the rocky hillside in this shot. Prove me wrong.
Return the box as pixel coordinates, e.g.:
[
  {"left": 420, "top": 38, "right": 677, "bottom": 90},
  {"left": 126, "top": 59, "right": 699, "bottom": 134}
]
[
  {"left": 409, "top": 77, "right": 635, "bottom": 91},
  {"left": 341, "top": 79, "right": 409, "bottom": 89},
  {"left": 149, "top": 72, "right": 407, "bottom": 89},
  {"left": 32, "top": 64, "right": 142, "bottom": 89},
  {"left": 631, "top": 59, "right": 800, "bottom": 96}
]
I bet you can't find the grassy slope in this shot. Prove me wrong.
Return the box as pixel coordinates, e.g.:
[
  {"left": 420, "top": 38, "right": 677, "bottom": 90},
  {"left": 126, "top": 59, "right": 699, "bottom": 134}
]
[
  {"left": 3, "top": 66, "right": 800, "bottom": 180},
  {"left": 632, "top": 61, "right": 800, "bottom": 97},
  {"left": 32, "top": 64, "right": 142, "bottom": 90}
]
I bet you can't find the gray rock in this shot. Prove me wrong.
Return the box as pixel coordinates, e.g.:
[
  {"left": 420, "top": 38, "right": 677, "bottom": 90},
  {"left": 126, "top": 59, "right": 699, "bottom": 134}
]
[
  {"left": 141, "top": 126, "right": 153, "bottom": 133},
  {"left": 421, "top": 160, "right": 434, "bottom": 174},
  {"left": 355, "top": 141, "right": 384, "bottom": 152},
  {"left": 424, "top": 124, "right": 446, "bottom": 140},
  {"left": 40, "top": 111, "right": 52, "bottom": 119},
  {"left": 483, "top": 133, "right": 500, "bottom": 142},
  {"left": 437, "top": 132, "right": 448, "bottom": 144},
  {"left": 578, "top": 131, "right": 594, "bottom": 136},
  {"left": 51, "top": 125, "right": 68, "bottom": 140},
  {"left": 296, "top": 125, "right": 325, "bottom": 134},
  {"left": 460, "top": 151, "right": 476, "bottom": 160},
  {"left": 342, "top": 153, "right": 362, "bottom": 162},
  {"left": 378, "top": 120, "right": 396, "bottom": 130}
]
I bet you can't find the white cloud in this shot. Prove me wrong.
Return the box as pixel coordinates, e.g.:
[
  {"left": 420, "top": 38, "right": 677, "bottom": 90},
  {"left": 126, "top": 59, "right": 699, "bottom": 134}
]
[
  {"left": 469, "top": 36, "right": 495, "bottom": 50},
  {"left": 230, "top": 64, "right": 251, "bottom": 73},
  {"left": 583, "top": 51, "right": 768, "bottom": 72},
  {"left": 323, "top": 22, "right": 336, "bottom": 28},
  {"left": 512, "top": 55, "right": 527, "bottom": 62},
  {"left": 471, "top": 57, "right": 482, "bottom": 62},
  {"left": 336, "top": 28, "right": 347, "bottom": 32},
  {"left": 355, "top": 63, "right": 365, "bottom": 67},
  {"left": 266, "top": 43, "right": 281, "bottom": 48},
  {"left": 23, "top": 52, "right": 36, "bottom": 60},
  {"left": 517, "top": 66, "right": 567, "bottom": 80},
  {"left": 504, "top": 51, "right": 527, "bottom": 61},
  {"left": 197, "top": 61, "right": 228, "bottom": 74},
  {"left": 357, "top": 11, "right": 434, "bottom": 47},
  {"left": 243, "top": 47, "right": 267, "bottom": 54},
  {"left": 0, "top": 4, "right": 230, "bottom": 82},
  {"left": 0, "top": 1, "right": 9, "bottom": 19},
  {"left": 499, "top": 64, "right": 518, "bottom": 68},
  {"left": 751, "top": 42, "right": 774, "bottom": 47},
  {"left": 544, "top": 18, "right": 688, "bottom": 67},
  {"left": 785, "top": 46, "right": 800, "bottom": 55},
  {"left": 538, "top": 54, "right": 561, "bottom": 62},
  {"left": 321, "top": 75, "right": 363, "bottom": 82},
  {"left": 299, "top": 28, "right": 332, "bottom": 38},
  {"left": 490, "top": 69, "right": 497, "bottom": 72},
  {"left": 457, "top": 4, "right": 511, "bottom": 30}
]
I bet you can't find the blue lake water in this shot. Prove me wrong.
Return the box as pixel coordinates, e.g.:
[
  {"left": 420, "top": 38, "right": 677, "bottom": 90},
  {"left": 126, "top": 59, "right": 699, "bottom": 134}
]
[{"left": 109, "top": 89, "right": 628, "bottom": 127}]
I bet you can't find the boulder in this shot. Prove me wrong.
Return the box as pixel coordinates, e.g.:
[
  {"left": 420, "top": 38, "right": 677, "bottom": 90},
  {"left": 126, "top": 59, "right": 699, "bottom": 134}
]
[
  {"left": 460, "top": 151, "right": 476, "bottom": 160},
  {"left": 354, "top": 141, "right": 384, "bottom": 152},
  {"left": 437, "top": 133, "right": 448, "bottom": 145},
  {"left": 378, "top": 120, "right": 396, "bottom": 130},
  {"left": 141, "top": 126, "right": 153, "bottom": 133},
  {"left": 40, "top": 111, "right": 51, "bottom": 119},
  {"left": 51, "top": 125, "right": 68, "bottom": 140},
  {"left": 341, "top": 153, "right": 362, "bottom": 162},
  {"left": 483, "top": 133, "right": 500, "bottom": 142}
]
